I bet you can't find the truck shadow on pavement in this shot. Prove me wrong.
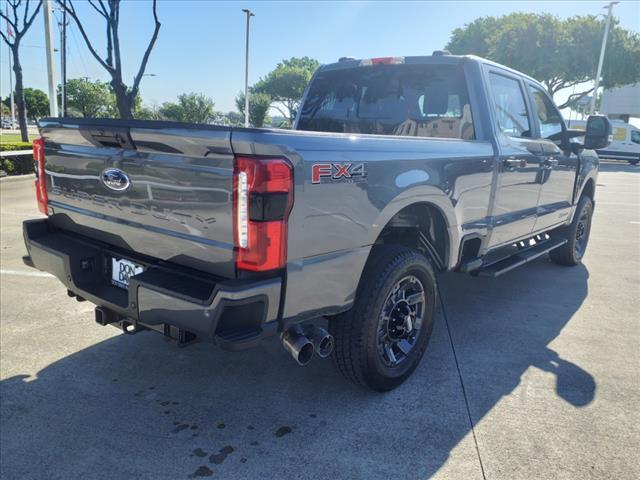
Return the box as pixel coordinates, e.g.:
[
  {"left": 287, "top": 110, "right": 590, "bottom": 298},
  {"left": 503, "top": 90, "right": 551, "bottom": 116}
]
[{"left": 1, "top": 258, "right": 594, "bottom": 479}]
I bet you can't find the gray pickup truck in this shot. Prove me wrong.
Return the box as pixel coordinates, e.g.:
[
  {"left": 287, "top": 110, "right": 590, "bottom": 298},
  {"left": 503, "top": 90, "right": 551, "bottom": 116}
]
[{"left": 24, "top": 53, "right": 611, "bottom": 391}]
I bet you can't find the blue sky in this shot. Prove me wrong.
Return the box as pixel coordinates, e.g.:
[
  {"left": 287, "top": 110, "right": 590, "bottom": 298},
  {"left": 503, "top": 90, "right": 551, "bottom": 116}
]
[{"left": 2, "top": 0, "right": 640, "bottom": 112}]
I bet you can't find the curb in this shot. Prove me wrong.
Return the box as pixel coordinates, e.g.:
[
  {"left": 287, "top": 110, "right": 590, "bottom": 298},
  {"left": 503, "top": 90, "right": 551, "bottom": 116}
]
[{"left": 0, "top": 173, "right": 35, "bottom": 183}]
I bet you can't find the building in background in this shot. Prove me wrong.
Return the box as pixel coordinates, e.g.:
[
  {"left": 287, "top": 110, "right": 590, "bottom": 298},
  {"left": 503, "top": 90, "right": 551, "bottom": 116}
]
[{"left": 600, "top": 83, "right": 640, "bottom": 123}]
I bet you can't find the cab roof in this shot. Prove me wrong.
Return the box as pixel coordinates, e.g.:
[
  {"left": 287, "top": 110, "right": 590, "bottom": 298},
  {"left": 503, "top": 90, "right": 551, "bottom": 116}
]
[{"left": 319, "top": 53, "right": 542, "bottom": 88}]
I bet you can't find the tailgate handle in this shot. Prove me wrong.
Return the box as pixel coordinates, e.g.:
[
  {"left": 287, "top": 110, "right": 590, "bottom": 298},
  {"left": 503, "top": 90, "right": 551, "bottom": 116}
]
[{"left": 89, "top": 128, "right": 136, "bottom": 150}]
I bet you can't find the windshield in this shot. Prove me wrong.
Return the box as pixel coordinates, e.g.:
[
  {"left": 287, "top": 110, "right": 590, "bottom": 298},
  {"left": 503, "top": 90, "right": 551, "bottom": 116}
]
[{"left": 298, "top": 64, "right": 474, "bottom": 140}]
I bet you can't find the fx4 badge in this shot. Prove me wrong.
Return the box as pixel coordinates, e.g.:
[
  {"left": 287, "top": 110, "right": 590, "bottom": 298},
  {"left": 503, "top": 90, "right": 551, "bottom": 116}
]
[{"left": 312, "top": 163, "right": 367, "bottom": 184}]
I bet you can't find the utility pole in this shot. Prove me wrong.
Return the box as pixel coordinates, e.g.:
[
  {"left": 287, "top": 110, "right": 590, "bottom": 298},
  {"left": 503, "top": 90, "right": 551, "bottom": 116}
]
[
  {"left": 60, "top": 0, "right": 68, "bottom": 117},
  {"left": 8, "top": 43, "right": 15, "bottom": 128},
  {"left": 4, "top": 3, "right": 15, "bottom": 127},
  {"left": 43, "top": 0, "right": 58, "bottom": 117},
  {"left": 590, "top": 1, "right": 619, "bottom": 115},
  {"left": 242, "top": 8, "right": 254, "bottom": 127}
]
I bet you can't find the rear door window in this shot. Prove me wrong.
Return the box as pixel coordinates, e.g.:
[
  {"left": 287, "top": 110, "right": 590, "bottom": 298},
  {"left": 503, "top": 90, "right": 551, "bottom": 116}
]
[
  {"left": 487, "top": 73, "right": 531, "bottom": 138},
  {"left": 298, "top": 64, "right": 475, "bottom": 140}
]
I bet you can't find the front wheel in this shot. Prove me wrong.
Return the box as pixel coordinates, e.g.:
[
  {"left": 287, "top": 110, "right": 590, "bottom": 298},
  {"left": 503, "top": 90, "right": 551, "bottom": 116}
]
[
  {"left": 550, "top": 195, "right": 594, "bottom": 266},
  {"left": 329, "top": 246, "right": 437, "bottom": 392}
]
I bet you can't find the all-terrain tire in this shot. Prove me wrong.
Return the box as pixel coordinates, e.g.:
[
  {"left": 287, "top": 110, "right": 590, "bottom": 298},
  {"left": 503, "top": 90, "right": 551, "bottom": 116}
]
[
  {"left": 329, "top": 245, "right": 437, "bottom": 392},
  {"left": 549, "top": 195, "right": 594, "bottom": 266}
]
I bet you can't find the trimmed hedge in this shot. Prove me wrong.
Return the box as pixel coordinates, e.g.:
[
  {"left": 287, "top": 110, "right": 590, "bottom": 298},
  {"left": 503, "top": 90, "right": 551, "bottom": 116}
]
[
  {"left": 0, "top": 142, "right": 32, "bottom": 152},
  {"left": 1, "top": 154, "right": 35, "bottom": 175}
]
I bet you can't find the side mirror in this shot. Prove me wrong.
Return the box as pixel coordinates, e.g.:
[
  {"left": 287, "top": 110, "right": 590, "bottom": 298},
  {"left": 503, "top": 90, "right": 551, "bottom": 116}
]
[{"left": 583, "top": 115, "right": 612, "bottom": 150}]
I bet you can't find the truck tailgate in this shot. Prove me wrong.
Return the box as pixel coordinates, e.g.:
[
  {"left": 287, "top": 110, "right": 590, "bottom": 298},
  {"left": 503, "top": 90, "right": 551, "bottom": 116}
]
[{"left": 39, "top": 119, "right": 236, "bottom": 278}]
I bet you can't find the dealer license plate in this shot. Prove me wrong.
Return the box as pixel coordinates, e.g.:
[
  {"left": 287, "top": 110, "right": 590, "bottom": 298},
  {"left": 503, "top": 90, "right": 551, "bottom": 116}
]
[{"left": 111, "top": 257, "right": 144, "bottom": 289}]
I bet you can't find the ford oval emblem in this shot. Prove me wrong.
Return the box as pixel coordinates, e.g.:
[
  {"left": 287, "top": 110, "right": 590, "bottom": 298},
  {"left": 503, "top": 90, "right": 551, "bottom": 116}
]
[{"left": 101, "top": 168, "right": 131, "bottom": 192}]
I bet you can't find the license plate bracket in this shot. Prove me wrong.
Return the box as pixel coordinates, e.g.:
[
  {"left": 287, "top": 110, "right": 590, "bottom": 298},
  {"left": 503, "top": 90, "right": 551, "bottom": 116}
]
[{"left": 111, "top": 257, "right": 144, "bottom": 289}]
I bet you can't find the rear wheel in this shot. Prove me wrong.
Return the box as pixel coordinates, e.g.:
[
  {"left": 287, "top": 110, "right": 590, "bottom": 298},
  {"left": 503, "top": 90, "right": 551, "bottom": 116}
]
[
  {"left": 550, "top": 195, "right": 594, "bottom": 266},
  {"left": 329, "top": 246, "right": 437, "bottom": 391}
]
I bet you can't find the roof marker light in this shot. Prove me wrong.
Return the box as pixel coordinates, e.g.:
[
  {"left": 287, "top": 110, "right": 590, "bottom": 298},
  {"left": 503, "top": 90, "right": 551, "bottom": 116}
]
[{"left": 360, "top": 57, "right": 405, "bottom": 66}]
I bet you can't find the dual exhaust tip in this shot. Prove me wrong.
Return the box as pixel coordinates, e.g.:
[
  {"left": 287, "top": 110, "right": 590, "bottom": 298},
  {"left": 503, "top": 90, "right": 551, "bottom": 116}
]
[{"left": 281, "top": 325, "right": 334, "bottom": 366}]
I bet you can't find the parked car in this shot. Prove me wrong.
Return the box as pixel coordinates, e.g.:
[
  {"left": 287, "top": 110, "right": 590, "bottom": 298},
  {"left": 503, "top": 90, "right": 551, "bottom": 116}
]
[
  {"left": 1, "top": 118, "right": 17, "bottom": 129},
  {"left": 23, "top": 53, "right": 611, "bottom": 391},
  {"left": 566, "top": 118, "right": 639, "bottom": 165}
]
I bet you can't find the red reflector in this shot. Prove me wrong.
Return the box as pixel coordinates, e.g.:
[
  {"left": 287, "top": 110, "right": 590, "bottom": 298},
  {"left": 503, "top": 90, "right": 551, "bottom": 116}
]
[
  {"left": 33, "top": 138, "right": 48, "bottom": 215},
  {"left": 233, "top": 156, "right": 293, "bottom": 272}
]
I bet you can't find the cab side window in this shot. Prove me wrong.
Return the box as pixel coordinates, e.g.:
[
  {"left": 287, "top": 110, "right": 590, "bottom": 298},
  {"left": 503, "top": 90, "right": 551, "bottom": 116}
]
[
  {"left": 631, "top": 130, "right": 640, "bottom": 144},
  {"left": 529, "top": 86, "right": 564, "bottom": 139},
  {"left": 488, "top": 73, "right": 531, "bottom": 138}
]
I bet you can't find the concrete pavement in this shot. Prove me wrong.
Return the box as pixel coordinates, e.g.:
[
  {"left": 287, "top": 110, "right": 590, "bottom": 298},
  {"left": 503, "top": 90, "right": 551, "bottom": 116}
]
[{"left": 1, "top": 161, "right": 638, "bottom": 479}]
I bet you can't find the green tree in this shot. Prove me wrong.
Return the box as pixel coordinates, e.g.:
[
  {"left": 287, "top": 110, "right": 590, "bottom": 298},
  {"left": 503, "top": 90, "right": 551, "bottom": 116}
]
[
  {"left": 446, "top": 13, "right": 640, "bottom": 109},
  {"left": 6, "top": 89, "right": 49, "bottom": 120},
  {"left": 23, "top": 88, "right": 49, "bottom": 120},
  {"left": 58, "top": 0, "right": 161, "bottom": 119},
  {"left": 134, "top": 103, "right": 162, "bottom": 120},
  {"left": 159, "top": 93, "right": 216, "bottom": 124},
  {"left": 253, "top": 56, "right": 320, "bottom": 124},
  {"left": 224, "top": 111, "right": 244, "bottom": 126},
  {"left": 64, "top": 78, "right": 115, "bottom": 118},
  {"left": 0, "top": 1, "right": 43, "bottom": 141},
  {"left": 235, "top": 91, "right": 272, "bottom": 127}
]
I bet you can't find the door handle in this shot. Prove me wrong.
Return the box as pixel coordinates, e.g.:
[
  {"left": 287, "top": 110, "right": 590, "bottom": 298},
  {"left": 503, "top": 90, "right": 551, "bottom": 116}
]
[
  {"left": 504, "top": 157, "right": 524, "bottom": 169},
  {"left": 543, "top": 157, "right": 559, "bottom": 168}
]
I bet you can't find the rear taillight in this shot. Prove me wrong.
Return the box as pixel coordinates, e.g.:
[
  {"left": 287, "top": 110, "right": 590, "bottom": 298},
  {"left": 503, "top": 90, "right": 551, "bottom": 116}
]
[
  {"left": 233, "top": 156, "right": 293, "bottom": 272},
  {"left": 33, "top": 138, "right": 48, "bottom": 215}
]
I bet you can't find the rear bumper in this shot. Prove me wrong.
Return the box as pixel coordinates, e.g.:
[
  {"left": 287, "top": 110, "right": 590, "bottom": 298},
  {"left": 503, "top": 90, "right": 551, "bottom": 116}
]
[{"left": 22, "top": 218, "right": 282, "bottom": 350}]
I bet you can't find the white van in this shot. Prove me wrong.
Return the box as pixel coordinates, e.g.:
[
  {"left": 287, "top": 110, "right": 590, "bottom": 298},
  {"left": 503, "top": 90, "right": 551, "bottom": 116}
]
[{"left": 566, "top": 119, "right": 640, "bottom": 165}]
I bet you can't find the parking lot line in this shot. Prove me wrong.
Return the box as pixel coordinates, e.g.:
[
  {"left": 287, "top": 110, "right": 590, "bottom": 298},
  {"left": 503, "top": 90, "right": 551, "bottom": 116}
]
[
  {"left": 596, "top": 201, "right": 640, "bottom": 206},
  {"left": 0, "top": 269, "right": 53, "bottom": 278}
]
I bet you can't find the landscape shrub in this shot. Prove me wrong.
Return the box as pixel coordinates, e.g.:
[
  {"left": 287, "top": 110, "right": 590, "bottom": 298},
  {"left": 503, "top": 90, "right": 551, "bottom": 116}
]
[
  {"left": 1, "top": 155, "right": 34, "bottom": 175},
  {"left": 0, "top": 142, "right": 32, "bottom": 152}
]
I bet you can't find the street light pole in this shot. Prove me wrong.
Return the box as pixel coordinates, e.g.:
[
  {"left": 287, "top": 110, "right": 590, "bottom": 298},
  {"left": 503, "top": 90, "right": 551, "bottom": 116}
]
[
  {"left": 133, "top": 73, "right": 157, "bottom": 84},
  {"left": 4, "top": 2, "right": 15, "bottom": 127},
  {"left": 43, "top": 0, "right": 58, "bottom": 117},
  {"left": 61, "top": 0, "right": 67, "bottom": 116},
  {"left": 590, "top": 1, "right": 619, "bottom": 115},
  {"left": 242, "top": 8, "right": 254, "bottom": 128},
  {"left": 8, "top": 43, "right": 15, "bottom": 128}
]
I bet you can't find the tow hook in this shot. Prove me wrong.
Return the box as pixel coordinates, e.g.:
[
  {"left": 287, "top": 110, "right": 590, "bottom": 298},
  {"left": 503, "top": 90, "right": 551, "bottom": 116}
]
[
  {"left": 121, "top": 320, "right": 141, "bottom": 335},
  {"left": 95, "top": 306, "right": 118, "bottom": 326},
  {"left": 95, "top": 307, "right": 142, "bottom": 335}
]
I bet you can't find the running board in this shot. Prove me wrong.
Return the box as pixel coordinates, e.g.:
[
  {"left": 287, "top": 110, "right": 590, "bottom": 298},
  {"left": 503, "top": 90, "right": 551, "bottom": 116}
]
[{"left": 475, "top": 238, "right": 568, "bottom": 278}]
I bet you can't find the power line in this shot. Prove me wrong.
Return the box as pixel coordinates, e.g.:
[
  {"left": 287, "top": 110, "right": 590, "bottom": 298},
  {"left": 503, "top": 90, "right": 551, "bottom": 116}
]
[
  {"left": 67, "top": 21, "right": 91, "bottom": 79},
  {"left": 51, "top": 8, "right": 91, "bottom": 79}
]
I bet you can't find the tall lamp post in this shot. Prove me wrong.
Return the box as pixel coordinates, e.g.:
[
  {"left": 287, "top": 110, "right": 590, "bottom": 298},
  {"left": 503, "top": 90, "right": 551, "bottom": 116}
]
[
  {"left": 43, "top": 0, "right": 58, "bottom": 117},
  {"left": 59, "top": 0, "right": 68, "bottom": 117},
  {"left": 590, "top": 1, "right": 619, "bottom": 115},
  {"left": 242, "top": 8, "right": 254, "bottom": 127}
]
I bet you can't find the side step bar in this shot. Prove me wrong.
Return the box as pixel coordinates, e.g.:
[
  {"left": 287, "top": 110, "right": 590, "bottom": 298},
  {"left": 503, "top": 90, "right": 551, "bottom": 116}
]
[{"left": 474, "top": 238, "right": 568, "bottom": 278}]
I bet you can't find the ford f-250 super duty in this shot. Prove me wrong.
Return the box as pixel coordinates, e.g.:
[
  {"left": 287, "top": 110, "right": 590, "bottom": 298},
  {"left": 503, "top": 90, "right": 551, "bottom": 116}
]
[{"left": 23, "top": 53, "right": 611, "bottom": 391}]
